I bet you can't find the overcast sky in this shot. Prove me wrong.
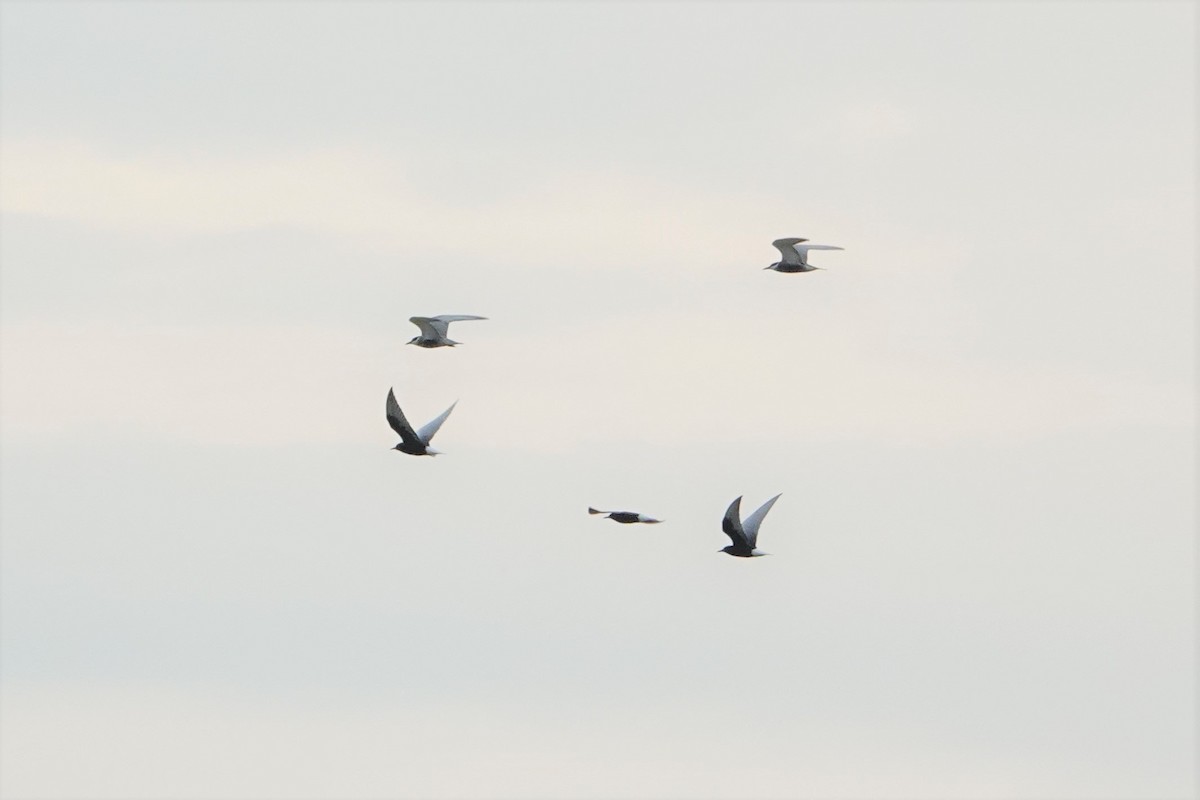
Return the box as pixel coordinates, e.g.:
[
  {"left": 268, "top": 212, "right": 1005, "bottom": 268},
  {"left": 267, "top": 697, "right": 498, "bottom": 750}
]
[{"left": 0, "top": 2, "right": 1195, "bottom": 799}]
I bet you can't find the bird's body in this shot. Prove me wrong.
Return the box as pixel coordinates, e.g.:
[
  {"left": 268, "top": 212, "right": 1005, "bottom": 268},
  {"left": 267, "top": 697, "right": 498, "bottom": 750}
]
[
  {"left": 386, "top": 388, "right": 457, "bottom": 456},
  {"left": 407, "top": 315, "right": 487, "bottom": 348},
  {"left": 588, "top": 507, "right": 662, "bottom": 524},
  {"left": 720, "top": 494, "right": 781, "bottom": 557},
  {"left": 767, "top": 237, "right": 843, "bottom": 273}
]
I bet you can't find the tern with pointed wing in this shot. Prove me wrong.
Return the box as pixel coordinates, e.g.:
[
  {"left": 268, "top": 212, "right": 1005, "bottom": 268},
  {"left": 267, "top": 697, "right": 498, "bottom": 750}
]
[
  {"left": 386, "top": 388, "right": 457, "bottom": 456},
  {"left": 766, "top": 237, "right": 844, "bottom": 273},
  {"left": 720, "top": 494, "right": 782, "bottom": 557},
  {"left": 407, "top": 315, "right": 487, "bottom": 348},
  {"left": 588, "top": 507, "right": 663, "bottom": 524}
]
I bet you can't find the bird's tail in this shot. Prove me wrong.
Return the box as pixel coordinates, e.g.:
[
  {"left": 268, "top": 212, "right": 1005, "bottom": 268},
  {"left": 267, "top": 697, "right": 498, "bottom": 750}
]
[{"left": 587, "top": 507, "right": 605, "bottom": 515}]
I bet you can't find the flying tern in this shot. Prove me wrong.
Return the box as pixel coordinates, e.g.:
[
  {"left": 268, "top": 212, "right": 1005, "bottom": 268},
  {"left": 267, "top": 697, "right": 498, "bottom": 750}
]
[
  {"left": 407, "top": 315, "right": 487, "bottom": 348},
  {"left": 720, "top": 494, "right": 782, "bottom": 557},
  {"left": 386, "top": 388, "right": 457, "bottom": 456},
  {"left": 588, "top": 507, "right": 663, "bottom": 524},
  {"left": 766, "top": 238, "right": 844, "bottom": 273}
]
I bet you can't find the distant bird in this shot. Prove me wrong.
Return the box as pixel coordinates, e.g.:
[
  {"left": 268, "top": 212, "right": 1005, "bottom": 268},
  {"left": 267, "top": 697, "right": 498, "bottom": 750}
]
[
  {"left": 720, "top": 494, "right": 781, "bottom": 557},
  {"left": 407, "top": 315, "right": 487, "bottom": 348},
  {"left": 766, "top": 237, "right": 844, "bottom": 273},
  {"left": 386, "top": 388, "right": 457, "bottom": 456},
  {"left": 588, "top": 507, "right": 663, "bottom": 524}
]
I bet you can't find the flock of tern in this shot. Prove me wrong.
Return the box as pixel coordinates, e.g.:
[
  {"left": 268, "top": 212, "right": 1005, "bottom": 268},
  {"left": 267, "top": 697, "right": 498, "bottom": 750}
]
[{"left": 386, "top": 236, "right": 844, "bottom": 557}]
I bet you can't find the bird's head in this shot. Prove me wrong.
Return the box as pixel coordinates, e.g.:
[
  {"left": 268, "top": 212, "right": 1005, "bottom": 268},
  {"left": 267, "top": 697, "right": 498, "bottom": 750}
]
[{"left": 405, "top": 336, "right": 419, "bottom": 346}]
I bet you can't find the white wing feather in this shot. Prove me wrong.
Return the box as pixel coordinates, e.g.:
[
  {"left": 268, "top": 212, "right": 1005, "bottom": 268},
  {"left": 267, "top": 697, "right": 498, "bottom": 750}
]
[
  {"left": 741, "top": 493, "right": 781, "bottom": 548},
  {"left": 793, "top": 244, "right": 843, "bottom": 265},
  {"left": 417, "top": 401, "right": 458, "bottom": 444},
  {"left": 430, "top": 315, "right": 487, "bottom": 324}
]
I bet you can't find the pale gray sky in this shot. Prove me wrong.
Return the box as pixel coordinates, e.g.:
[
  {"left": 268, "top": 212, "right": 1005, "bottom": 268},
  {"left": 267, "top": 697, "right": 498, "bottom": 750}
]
[{"left": 0, "top": 2, "right": 1195, "bottom": 799}]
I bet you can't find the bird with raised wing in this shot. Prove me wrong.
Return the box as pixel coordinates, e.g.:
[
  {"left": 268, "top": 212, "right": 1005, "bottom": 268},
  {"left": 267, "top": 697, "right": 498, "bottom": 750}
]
[
  {"left": 720, "top": 494, "right": 782, "bottom": 557},
  {"left": 766, "top": 237, "right": 844, "bottom": 273},
  {"left": 588, "top": 507, "right": 663, "bottom": 524},
  {"left": 407, "top": 315, "right": 487, "bottom": 348},
  {"left": 386, "top": 388, "right": 457, "bottom": 456}
]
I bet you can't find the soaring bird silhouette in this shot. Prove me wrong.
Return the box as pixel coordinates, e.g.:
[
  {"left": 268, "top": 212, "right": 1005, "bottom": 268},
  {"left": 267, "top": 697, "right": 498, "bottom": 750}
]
[
  {"left": 720, "top": 494, "right": 781, "bottom": 557},
  {"left": 386, "top": 388, "right": 457, "bottom": 456},
  {"left": 766, "top": 238, "right": 844, "bottom": 273},
  {"left": 407, "top": 315, "right": 487, "bottom": 348},
  {"left": 588, "top": 507, "right": 663, "bottom": 524}
]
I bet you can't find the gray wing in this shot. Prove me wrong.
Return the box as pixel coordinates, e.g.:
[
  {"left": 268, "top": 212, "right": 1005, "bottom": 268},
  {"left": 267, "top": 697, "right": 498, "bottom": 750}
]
[
  {"left": 417, "top": 401, "right": 457, "bottom": 444},
  {"left": 793, "top": 244, "right": 844, "bottom": 265},
  {"left": 741, "top": 493, "right": 781, "bottom": 548},
  {"left": 430, "top": 314, "right": 487, "bottom": 325},
  {"left": 409, "top": 316, "right": 448, "bottom": 341},
  {"left": 721, "top": 496, "right": 749, "bottom": 548},
  {"left": 386, "top": 388, "right": 419, "bottom": 444},
  {"left": 772, "top": 238, "right": 809, "bottom": 266}
]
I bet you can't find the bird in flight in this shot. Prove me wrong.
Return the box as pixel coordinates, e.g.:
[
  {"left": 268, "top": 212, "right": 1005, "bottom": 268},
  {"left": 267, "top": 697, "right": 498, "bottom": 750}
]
[
  {"left": 407, "top": 315, "right": 487, "bottom": 348},
  {"left": 588, "top": 507, "right": 663, "bottom": 524},
  {"left": 386, "top": 388, "right": 457, "bottom": 456},
  {"left": 720, "top": 494, "right": 782, "bottom": 557},
  {"left": 766, "top": 237, "right": 844, "bottom": 273}
]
